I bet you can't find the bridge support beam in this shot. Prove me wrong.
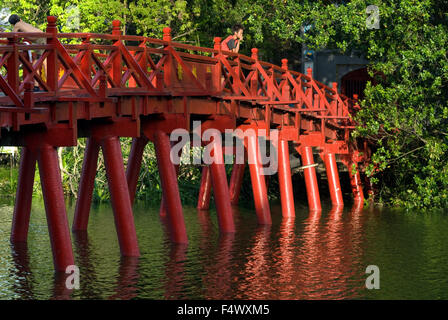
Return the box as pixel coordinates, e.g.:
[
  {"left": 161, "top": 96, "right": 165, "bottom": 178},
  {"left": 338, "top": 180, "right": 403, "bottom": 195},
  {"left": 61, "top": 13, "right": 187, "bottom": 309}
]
[
  {"left": 246, "top": 134, "right": 272, "bottom": 225},
  {"left": 347, "top": 162, "right": 364, "bottom": 206},
  {"left": 229, "top": 163, "right": 245, "bottom": 206},
  {"left": 278, "top": 140, "right": 295, "bottom": 217},
  {"left": 102, "top": 136, "right": 140, "bottom": 256},
  {"left": 126, "top": 136, "right": 149, "bottom": 204},
  {"left": 154, "top": 130, "right": 188, "bottom": 244},
  {"left": 38, "top": 144, "right": 75, "bottom": 271},
  {"left": 11, "top": 125, "right": 76, "bottom": 272},
  {"left": 209, "top": 144, "right": 235, "bottom": 233},
  {"left": 197, "top": 166, "right": 212, "bottom": 210},
  {"left": 11, "top": 147, "right": 37, "bottom": 242},
  {"left": 72, "top": 119, "right": 140, "bottom": 257},
  {"left": 298, "top": 146, "right": 322, "bottom": 212},
  {"left": 160, "top": 160, "right": 181, "bottom": 218},
  {"left": 73, "top": 138, "right": 100, "bottom": 231},
  {"left": 322, "top": 152, "right": 344, "bottom": 208}
]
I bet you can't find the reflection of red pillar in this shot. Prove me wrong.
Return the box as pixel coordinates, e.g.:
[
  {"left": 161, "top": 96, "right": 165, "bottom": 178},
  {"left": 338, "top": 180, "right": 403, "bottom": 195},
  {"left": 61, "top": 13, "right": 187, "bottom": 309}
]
[
  {"left": 102, "top": 137, "right": 140, "bottom": 257},
  {"left": 246, "top": 134, "right": 271, "bottom": 225},
  {"left": 154, "top": 131, "right": 188, "bottom": 244},
  {"left": 210, "top": 145, "right": 235, "bottom": 233},
  {"left": 229, "top": 163, "right": 245, "bottom": 205},
  {"left": 323, "top": 153, "right": 344, "bottom": 207},
  {"left": 110, "top": 257, "right": 140, "bottom": 300},
  {"left": 38, "top": 144, "right": 74, "bottom": 272},
  {"left": 278, "top": 140, "right": 295, "bottom": 217},
  {"left": 126, "top": 136, "right": 148, "bottom": 204},
  {"left": 11, "top": 147, "right": 37, "bottom": 242},
  {"left": 348, "top": 162, "right": 364, "bottom": 206},
  {"left": 73, "top": 138, "right": 100, "bottom": 231},
  {"left": 164, "top": 244, "right": 188, "bottom": 299},
  {"left": 300, "top": 146, "right": 321, "bottom": 211},
  {"left": 197, "top": 166, "right": 212, "bottom": 210}
]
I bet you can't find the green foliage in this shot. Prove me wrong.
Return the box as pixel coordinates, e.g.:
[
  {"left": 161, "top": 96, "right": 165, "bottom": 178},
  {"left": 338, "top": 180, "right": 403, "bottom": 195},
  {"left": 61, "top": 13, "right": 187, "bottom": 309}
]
[{"left": 0, "top": 165, "right": 17, "bottom": 195}]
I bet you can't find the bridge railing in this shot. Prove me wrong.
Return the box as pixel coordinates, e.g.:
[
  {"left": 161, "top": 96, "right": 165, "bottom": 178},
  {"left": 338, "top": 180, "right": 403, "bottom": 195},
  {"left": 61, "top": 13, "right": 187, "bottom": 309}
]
[{"left": 0, "top": 16, "right": 359, "bottom": 130}]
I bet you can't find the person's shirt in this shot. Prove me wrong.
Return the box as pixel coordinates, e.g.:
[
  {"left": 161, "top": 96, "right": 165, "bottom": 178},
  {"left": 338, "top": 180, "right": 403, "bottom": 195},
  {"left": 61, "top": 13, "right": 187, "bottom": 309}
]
[
  {"left": 221, "top": 35, "right": 238, "bottom": 52},
  {"left": 227, "top": 38, "right": 237, "bottom": 51}
]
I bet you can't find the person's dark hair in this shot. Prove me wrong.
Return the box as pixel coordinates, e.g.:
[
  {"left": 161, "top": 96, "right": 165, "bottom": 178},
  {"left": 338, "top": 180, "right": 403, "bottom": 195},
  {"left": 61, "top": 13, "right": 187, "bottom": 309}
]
[
  {"left": 232, "top": 24, "right": 243, "bottom": 34},
  {"left": 8, "top": 14, "right": 21, "bottom": 25}
]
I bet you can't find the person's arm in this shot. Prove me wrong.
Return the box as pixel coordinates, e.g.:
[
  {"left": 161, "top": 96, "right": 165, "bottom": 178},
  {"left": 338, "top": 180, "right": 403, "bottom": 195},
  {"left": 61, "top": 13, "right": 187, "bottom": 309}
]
[
  {"left": 12, "top": 24, "right": 20, "bottom": 32},
  {"left": 233, "top": 40, "right": 240, "bottom": 53},
  {"left": 233, "top": 34, "right": 243, "bottom": 53},
  {"left": 227, "top": 38, "right": 236, "bottom": 52}
]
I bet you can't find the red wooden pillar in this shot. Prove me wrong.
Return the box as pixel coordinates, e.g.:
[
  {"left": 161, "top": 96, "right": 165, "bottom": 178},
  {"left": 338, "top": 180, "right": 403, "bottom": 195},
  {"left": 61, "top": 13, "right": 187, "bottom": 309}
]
[
  {"left": 45, "top": 16, "right": 58, "bottom": 92},
  {"left": 126, "top": 136, "right": 149, "bottom": 204},
  {"left": 153, "top": 131, "right": 188, "bottom": 244},
  {"left": 111, "top": 20, "right": 122, "bottom": 85},
  {"left": 348, "top": 162, "right": 364, "bottom": 206},
  {"left": 323, "top": 152, "right": 344, "bottom": 207},
  {"left": 229, "top": 163, "right": 245, "bottom": 206},
  {"left": 38, "top": 144, "right": 75, "bottom": 272},
  {"left": 160, "top": 143, "right": 181, "bottom": 217},
  {"left": 278, "top": 140, "right": 295, "bottom": 217},
  {"left": 209, "top": 143, "right": 235, "bottom": 233},
  {"left": 102, "top": 136, "right": 140, "bottom": 257},
  {"left": 246, "top": 134, "right": 272, "bottom": 225},
  {"left": 299, "top": 146, "right": 321, "bottom": 211},
  {"left": 197, "top": 165, "right": 212, "bottom": 210},
  {"left": 10, "top": 147, "right": 37, "bottom": 242},
  {"left": 72, "top": 138, "right": 100, "bottom": 231}
]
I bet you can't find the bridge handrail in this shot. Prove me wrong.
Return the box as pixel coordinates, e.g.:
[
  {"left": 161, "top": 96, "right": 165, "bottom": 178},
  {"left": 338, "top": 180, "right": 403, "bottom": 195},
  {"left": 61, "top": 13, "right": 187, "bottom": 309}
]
[{"left": 0, "top": 17, "right": 359, "bottom": 130}]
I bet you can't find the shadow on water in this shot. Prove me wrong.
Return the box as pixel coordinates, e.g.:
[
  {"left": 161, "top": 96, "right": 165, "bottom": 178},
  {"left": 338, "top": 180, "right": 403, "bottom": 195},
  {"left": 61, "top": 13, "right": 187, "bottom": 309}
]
[{"left": 1, "top": 198, "right": 448, "bottom": 299}]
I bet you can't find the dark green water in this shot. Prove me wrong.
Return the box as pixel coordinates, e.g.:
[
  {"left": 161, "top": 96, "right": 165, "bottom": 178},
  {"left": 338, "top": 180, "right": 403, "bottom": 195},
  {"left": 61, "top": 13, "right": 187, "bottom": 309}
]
[{"left": 0, "top": 197, "right": 448, "bottom": 300}]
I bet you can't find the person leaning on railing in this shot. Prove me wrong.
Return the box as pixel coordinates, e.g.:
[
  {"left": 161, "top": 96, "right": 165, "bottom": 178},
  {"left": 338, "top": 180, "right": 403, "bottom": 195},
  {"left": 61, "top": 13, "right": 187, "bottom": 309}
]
[
  {"left": 221, "top": 24, "right": 244, "bottom": 53},
  {"left": 9, "top": 14, "right": 46, "bottom": 91}
]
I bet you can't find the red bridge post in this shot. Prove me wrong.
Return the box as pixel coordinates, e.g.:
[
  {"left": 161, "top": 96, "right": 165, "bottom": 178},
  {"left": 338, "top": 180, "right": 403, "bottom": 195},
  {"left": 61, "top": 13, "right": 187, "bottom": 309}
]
[
  {"left": 126, "top": 136, "right": 149, "bottom": 204},
  {"left": 10, "top": 148, "right": 37, "bottom": 242},
  {"left": 11, "top": 125, "right": 77, "bottom": 272},
  {"left": 246, "top": 131, "right": 272, "bottom": 225},
  {"left": 102, "top": 136, "right": 140, "bottom": 256},
  {"left": 73, "top": 138, "right": 100, "bottom": 231},
  {"left": 160, "top": 143, "right": 182, "bottom": 217},
  {"left": 299, "top": 146, "right": 322, "bottom": 212},
  {"left": 278, "top": 139, "right": 295, "bottom": 217},
  {"left": 277, "top": 59, "right": 295, "bottom": 217},
  {"left": 341, "top": 151, "right": 365, "bottom": 207},
  {"left": 38, "top": 143, "right": 75, "bottom": 271},
  {"left": 323, "top": 152, "right": 344, "bottom": 208},
  {"left": 348, "top": 161, "right": 365, "bottom": 206},
  {"left": 154, "top": 130, "right": 188, "bottom": 244},
  {"left": 197, "top": 165, "right": 212, "bottom": 210},
  {"left": 229, "top": 162, "right": 245, "bottom": 206},
  {"left": 209, "top": 140, "right": 235, "bottom": 233},
  {"left": 72, "top": 119, "right": 141, "bottom": 257}
]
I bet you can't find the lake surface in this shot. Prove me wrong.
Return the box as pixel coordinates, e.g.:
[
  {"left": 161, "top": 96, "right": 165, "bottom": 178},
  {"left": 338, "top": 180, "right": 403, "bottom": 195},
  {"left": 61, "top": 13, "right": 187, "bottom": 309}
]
[{"left": 0, "top": 197, "right": 448, "bottom": 300}]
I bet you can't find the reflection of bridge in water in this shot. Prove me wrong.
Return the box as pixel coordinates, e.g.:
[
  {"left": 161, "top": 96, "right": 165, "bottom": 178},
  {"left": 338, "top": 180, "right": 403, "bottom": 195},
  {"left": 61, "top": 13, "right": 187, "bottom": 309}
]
[
  {"left": 0, "top": 16, "right": 372, "bottom": 272},
  {"left": 8, "top": 205, "right": 366, "bottom": 299}
]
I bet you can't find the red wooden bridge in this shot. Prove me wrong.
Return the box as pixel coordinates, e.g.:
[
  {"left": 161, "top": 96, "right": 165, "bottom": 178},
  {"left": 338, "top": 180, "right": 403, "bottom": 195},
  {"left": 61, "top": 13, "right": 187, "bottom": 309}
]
[{"left": 0, "top": 17, "right": 371, "bottom": 272}]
